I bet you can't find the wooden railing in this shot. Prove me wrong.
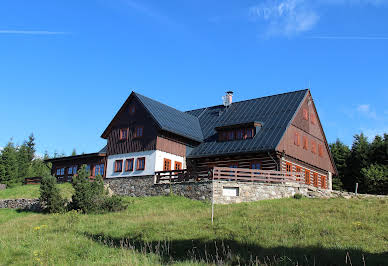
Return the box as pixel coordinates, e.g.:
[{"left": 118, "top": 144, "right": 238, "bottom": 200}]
[
  {"left": 155, "top": 169, "right": 212, "bottom": 184},
  {"left": 213, "top": 167, "right": 303, "bottom": 184},
  {"left": 24, "top": 177, "right": 42, "bottom": 185}
]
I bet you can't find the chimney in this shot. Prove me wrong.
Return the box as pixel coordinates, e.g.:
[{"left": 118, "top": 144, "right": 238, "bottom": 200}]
[{"left": 222, "top": 91, "right": 233, "bottom": 107}]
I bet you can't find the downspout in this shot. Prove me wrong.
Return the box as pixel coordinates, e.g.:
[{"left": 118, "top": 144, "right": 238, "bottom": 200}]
[{"left": 268, "top": 152, "right": 279, "bottom": 171}]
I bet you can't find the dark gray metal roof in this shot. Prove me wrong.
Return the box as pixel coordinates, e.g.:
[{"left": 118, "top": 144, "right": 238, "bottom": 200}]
[
  {"left": 134, "top": 92, "right": 204, "bottom": 142},
  {"left": 98, "top": 145, "right": 107, "bottom": 154},
  {"left": 186, "top": 89, "right": 308, "bottom": 158}
]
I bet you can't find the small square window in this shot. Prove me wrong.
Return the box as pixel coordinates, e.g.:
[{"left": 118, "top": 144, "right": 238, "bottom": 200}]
[
  {"left": 318, "top": 144, "right": 324, "bottom": 157},
  {"left": 303, "top": 136, "right": 308, "bottom": 150},
  {"left": 134, "top": 126, "right": 143, "bottom": 138},
  {"left": 303, "top": 108, "right": 309, "bottom": 120},
  {"left": 310, "top": 112, "right": 316, "bottom": 124},
  {"left": 311, "top": 141, "right": 317, "bottom": 154},
  {"left": 120, "top": 128, "right": 128, "bottom": 140},
  {"left": 137, "top": 157, "right": 145, "bottom": 170},
  {"left": 125, "top": 159, "right": 134, "bottom": 171},
  {"left": 250, "top": 161, "right": 261, "bottom": 169},
  {"left": 174, "top": 161, "right": 182, "bottom": 170},
  {"left": 294, "top": 132, "right": 300, "bottom": 146},
  {"left": 163, "top": 158, "right": 171, "bottom": 171},
  {"left": 129, "top": 105, "right": 136, "bottom": 115},
  {"left": 114, "top": 160, "right": 123, "bottom": 172}
]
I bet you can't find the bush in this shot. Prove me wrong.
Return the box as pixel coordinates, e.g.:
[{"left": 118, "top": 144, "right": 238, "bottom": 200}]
[
  {"left": 293, "top": 193, "right": 303, "bottom": 199},
  {"left": 70, "top": 165, "right": 126, "bottom": 213},
  {"left": 39, "top": 175, "right": 66, "bottom": 213}
]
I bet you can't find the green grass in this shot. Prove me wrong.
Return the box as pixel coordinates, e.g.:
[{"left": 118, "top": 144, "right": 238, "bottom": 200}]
[
  {"left": 0, "top": 195, "right": 387, "bottom": 265},
  {"left": 0, "top": 183, "right": 74, "bottom": 200}
]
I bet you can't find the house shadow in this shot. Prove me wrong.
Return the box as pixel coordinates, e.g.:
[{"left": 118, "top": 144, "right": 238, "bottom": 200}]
[{"left": 84, "top": 232, "right": 387, "bottom": 265}]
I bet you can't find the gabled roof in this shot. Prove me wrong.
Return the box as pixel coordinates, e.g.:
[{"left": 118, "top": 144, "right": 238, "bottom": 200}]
[
  {"left": 101, "top": 92, "right": 203, "bottom": 142},
  {"left": 134, "top": 93, "right": 204, "bottom": 142},
  {"left": 186, "top": 89, "right": 308, "bottom": 158}
]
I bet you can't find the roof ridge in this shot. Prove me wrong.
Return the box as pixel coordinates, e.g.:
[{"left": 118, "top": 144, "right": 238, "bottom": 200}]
[
  {"left": 185, "top": 88, "right": 309, "bottom": 113},
  {"left": 134, "top": 91, "right": 201, "bottom": 120}
]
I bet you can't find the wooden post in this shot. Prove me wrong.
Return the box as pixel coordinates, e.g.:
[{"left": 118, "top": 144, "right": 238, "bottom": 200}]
[
  {"left": 211, "top": 168, "right": 215, "bottom": 225},
  {"left": 355, "top": 183, "right": 358, "bottom": 195}
]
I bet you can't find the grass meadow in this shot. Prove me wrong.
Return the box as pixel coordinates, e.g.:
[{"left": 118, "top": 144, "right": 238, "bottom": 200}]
[{"left": 0, "top": 193, "right": 387, "bottom": 265}]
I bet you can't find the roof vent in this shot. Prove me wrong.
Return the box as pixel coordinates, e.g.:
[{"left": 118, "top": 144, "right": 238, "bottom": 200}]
[{"left": 222, "top": 91, "right": 233, "bottom": 107}]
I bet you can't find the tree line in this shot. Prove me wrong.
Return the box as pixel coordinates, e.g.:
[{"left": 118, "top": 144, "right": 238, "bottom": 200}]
[{"left": 330, "top": 133, "right": 388, "bottom": 195}]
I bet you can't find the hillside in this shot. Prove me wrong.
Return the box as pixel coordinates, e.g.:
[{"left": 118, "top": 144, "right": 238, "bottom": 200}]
[{"left": 0, "top": 194, "right": 387, "bottom": 265}]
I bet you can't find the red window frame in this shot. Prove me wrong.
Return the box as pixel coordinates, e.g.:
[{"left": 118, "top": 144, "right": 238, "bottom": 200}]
[
  {"left": 114, "top": 160, "right": 123, "bottom": 172},
  {"left": 163, "top": 158, "right": 171, "bottom": 171},
  {"left": 119, "top": 128, "right": 128, "bottom": 140},
  {"left": 246, "top": 128, "right": 255, "bottom": 139},
  {"left": 286, "top": 162, "right": 292, "bottom": 172},
  {"left": 174, "top": 161, "right": 182, "bottom": 170},
  {"left": 313, "top": 173, "right": 318, "bottom": 187},
  {"left": 136, "top": 157, "right": 145, "bottom": 170},
  {"left": 303, "top": 136, "right": 308, "bottom": 150},
  {"left": 294, "top": 132, "right": 300, "bottom": 146},
  {"left": 321, "top": 175, "right": 326, "bottom": 189},
  {"left": 318, "top": 144, "right": 324, "bottom": 157},
  {"left": 305, "top": 169, "right": 310, "bottom": 185},
  {"left": 125, "top": 158, "right": 134, "bottom": 171},
  {"left": 303, "top": 108, "right": 309, "bottom": 120},
  {"left": 134, "top": 126, "right": 143, "bottom": 138}
]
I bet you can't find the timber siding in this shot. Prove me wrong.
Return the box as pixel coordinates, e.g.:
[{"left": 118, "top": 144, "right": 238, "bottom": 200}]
[
  {"left": 276, "top": 92, "right": 335, "bottom": 174},
  {"left": 107, "top": 97, "right": 159, "bottom": 156}
]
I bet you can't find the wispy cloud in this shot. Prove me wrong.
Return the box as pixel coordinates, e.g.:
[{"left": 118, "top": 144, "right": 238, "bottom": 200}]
[
  {"left": 248, "top": 0, "right": 388, "bottom": 37},
  {"left": 357, "top": 104, "right": 377, "bottom": 119},
  {"left": 361, "top": 127, "right": 388, "bottom": 141},
  {"left": 249, "top": 0, "right": 319, "bottom": 37},
  {"left": 307, "top": 36, "right": 388, "bottom": 40},
  {"left": 0, "top": 30, "right": 68, "bottom": 35}
]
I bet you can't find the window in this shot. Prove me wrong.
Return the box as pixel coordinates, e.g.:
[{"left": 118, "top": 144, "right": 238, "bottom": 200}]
[
  {"left": 95, "top": 164, "right": 104, "bottom": 176},
  {"left": 321, "top": 175, "right": 326, "bottom": 189},
  {"left": 114, "top": 160, "right": 123, "bottom": 172},
  {"left": 56, "top": 168, "right": 63, "bottom": 176},
  {"left": 134, "top": 126, "right": 143, "bottom": 138},
  {"left": 174, "top": 161, "right": 182, "bottom": 170},
  {"left": 136, "top": 157, "right": 145, "bottom": 170},
  {"left": 303, "top": 136, "right": 308, "bottom": 150},
  {"left": 303, "top": 108, "right": 309, "bottom": 120},
  {"left": 246, "top": 128, "right": 255, "bottom": 139},
  {"left": 125, "top": 159, "right": 134, "bottom": 171},
  {"left": 294, "top": 132, "right": 300, "bottom": 146},
  {"left": 73, "top": 166, "right": 77, "bottom": 175},
  {"left": 250, "top": 161, "right": 261, "bottom": 169},
  {"left": 163, "top": 158, "right": 171, "bottom": 171},
  {"left": 227, "top": 130, "right": 235, "bottom": 141},
  {"left": 68, "top": 167, "right": 73, "bottom": 175},
  {"left": 313, "top": 173, "right": 318, "bottom": 187},
  {"left": 120, "top": 128, "right": 128, "bottom": 140},
  {"left": 60, "top": 168, "right": 65, "bottom": 175},
  {"left": 318, "top": 144, "right": 324, "bottom": 157},
  {"left": 129, "top": 105, "right": 136, "bottom": 115},
  {"left": 236, "top": 129, "right": 244, "bottom": 140},
  {"left": 311, "top": 140, "right": 317, "bottom": 154},
  {"left": 286, "top": 162, "right": 292, "bottom": 172},
  {"left": 86, "top": 165, "right": 91, "bottom": 174},
  {"left": 305, "top": 170, "right": 310, "bottom": 185},
  {"left": 228, "top": 163, "right": 238, "bottom": 168},
  {"left": 310, "top": 112, "right": 316, "bottom": 124}
]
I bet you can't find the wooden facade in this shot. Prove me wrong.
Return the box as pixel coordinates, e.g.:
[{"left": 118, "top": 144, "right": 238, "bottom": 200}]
[{"left": 47, "top": 153, "right": 106, "bottom": 182}]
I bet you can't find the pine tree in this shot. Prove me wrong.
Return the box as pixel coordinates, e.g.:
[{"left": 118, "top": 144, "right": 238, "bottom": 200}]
[
  {"left": 17, "top": 143, "right": 30, "bottom": 181},
  {"left": 0, "top": 141, "right": 19, "bottom": 185},
  {"left": 71, "top": 149, "right": 77, "bottom": 156},
  {"left": 26, "top": 133, "right": 36, "bottom": 162},
  {"left": 329, "top": 139, "right": 350, "bottom": 190}
]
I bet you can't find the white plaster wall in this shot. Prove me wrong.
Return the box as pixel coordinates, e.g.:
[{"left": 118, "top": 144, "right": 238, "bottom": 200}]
[
  {"left": 106, "top": 150, "right": 156, "bottom": 178},
  {"left": 155, "top": 150, "right": 185, "bottom": 171}
]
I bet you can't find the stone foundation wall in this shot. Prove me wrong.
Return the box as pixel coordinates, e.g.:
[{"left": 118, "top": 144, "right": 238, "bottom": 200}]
[
  {"left": 104, "top": 176, "right": 212, "bottom": 201},
  {"left": 0, "top": 199, "right": 41, "bottom": 211}
]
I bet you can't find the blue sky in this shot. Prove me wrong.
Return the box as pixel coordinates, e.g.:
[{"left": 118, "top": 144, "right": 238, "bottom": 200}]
[{"left": 0, "top": 0, "right": 387, "bottom": 156}]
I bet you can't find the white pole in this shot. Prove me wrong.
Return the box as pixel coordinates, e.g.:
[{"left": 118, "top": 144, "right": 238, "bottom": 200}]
[
  {"left": 355, "top": 183, "right": 358, "bottom": 195},
  {"left": 211, "top": 169, "right": 214, "bottom": 225}
]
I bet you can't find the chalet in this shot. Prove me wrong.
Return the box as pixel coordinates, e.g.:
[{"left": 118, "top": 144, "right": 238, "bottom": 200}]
[{"left": 47, "top": 89, "right": 337, "bottom": 190}]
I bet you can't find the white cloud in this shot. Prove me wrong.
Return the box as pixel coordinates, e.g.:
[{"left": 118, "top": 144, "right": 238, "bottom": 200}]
[
  {"left": 356, "top": 104, "right": 377, "bottom": 119},
  {"left": 307, "top": 36, "right": 388, "bottom": 40},
  {"left": 361, "top": 127, "right": 388, "bottom": 141},
  {"left": 249, "top": 0, "right": 319, "bottom": 37},
  {"left": 0, "top": 30, "right": 68, "bottom": 35}
]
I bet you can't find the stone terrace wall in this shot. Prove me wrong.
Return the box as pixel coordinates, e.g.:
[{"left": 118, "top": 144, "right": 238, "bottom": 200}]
[
  {"left": 104, "top": 176, "right": 212, "bottom": 201},
  {"left": 0, "top": 199, "right": 41, "bottom": 211}
]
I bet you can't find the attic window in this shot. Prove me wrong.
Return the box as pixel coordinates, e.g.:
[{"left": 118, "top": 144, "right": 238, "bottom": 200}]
[
  {"left": 119, "top": 128, "right": 128, "bottom": 140},
  {"left": 134, "top": 126, "right": 143, "bottom": 138},
  {"left": 129, "top": 105, "right": 136, "bottom": 115},
  {"left": 318, "top": 144, "right": 324, "bottom": 157},
  {"left": 294, "top": 132, "right": 300, "bottom": 146},
  {"left": 218, "top": 128, "right": 255, "bottom": 142},
  {"left": 303, "top": 136, "right": 308, "bottom": 150},
  {"left": 310, "top": 112, "right": 316, "bottom": 124}
]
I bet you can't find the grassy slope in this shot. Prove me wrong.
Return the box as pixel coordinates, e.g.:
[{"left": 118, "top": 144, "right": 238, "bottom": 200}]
[
  {"left": 0, "top": 196, "right": 387, "bottom": 265},
  {"left": 0, "top": 183, "right": 74, "bottom": 200}
]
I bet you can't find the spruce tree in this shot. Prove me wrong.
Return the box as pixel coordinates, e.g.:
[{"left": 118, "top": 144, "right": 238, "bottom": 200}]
[
  {"left": 0, "top": 141, "right": 19, "bottom": 185},
  {"left": 329, "top": 139, "right": 350, "bottom": 190}
]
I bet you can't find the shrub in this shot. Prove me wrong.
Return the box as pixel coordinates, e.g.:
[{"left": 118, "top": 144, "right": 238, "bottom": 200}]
[
  {"left": 70, "top": 165, "right": 126, "bottom": 213},
  {"left": 39, "top": 175, "right": 66, "bottom": 213},
  {"left": 293, "top": 193, "right": 303, "bottom": 199}
]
